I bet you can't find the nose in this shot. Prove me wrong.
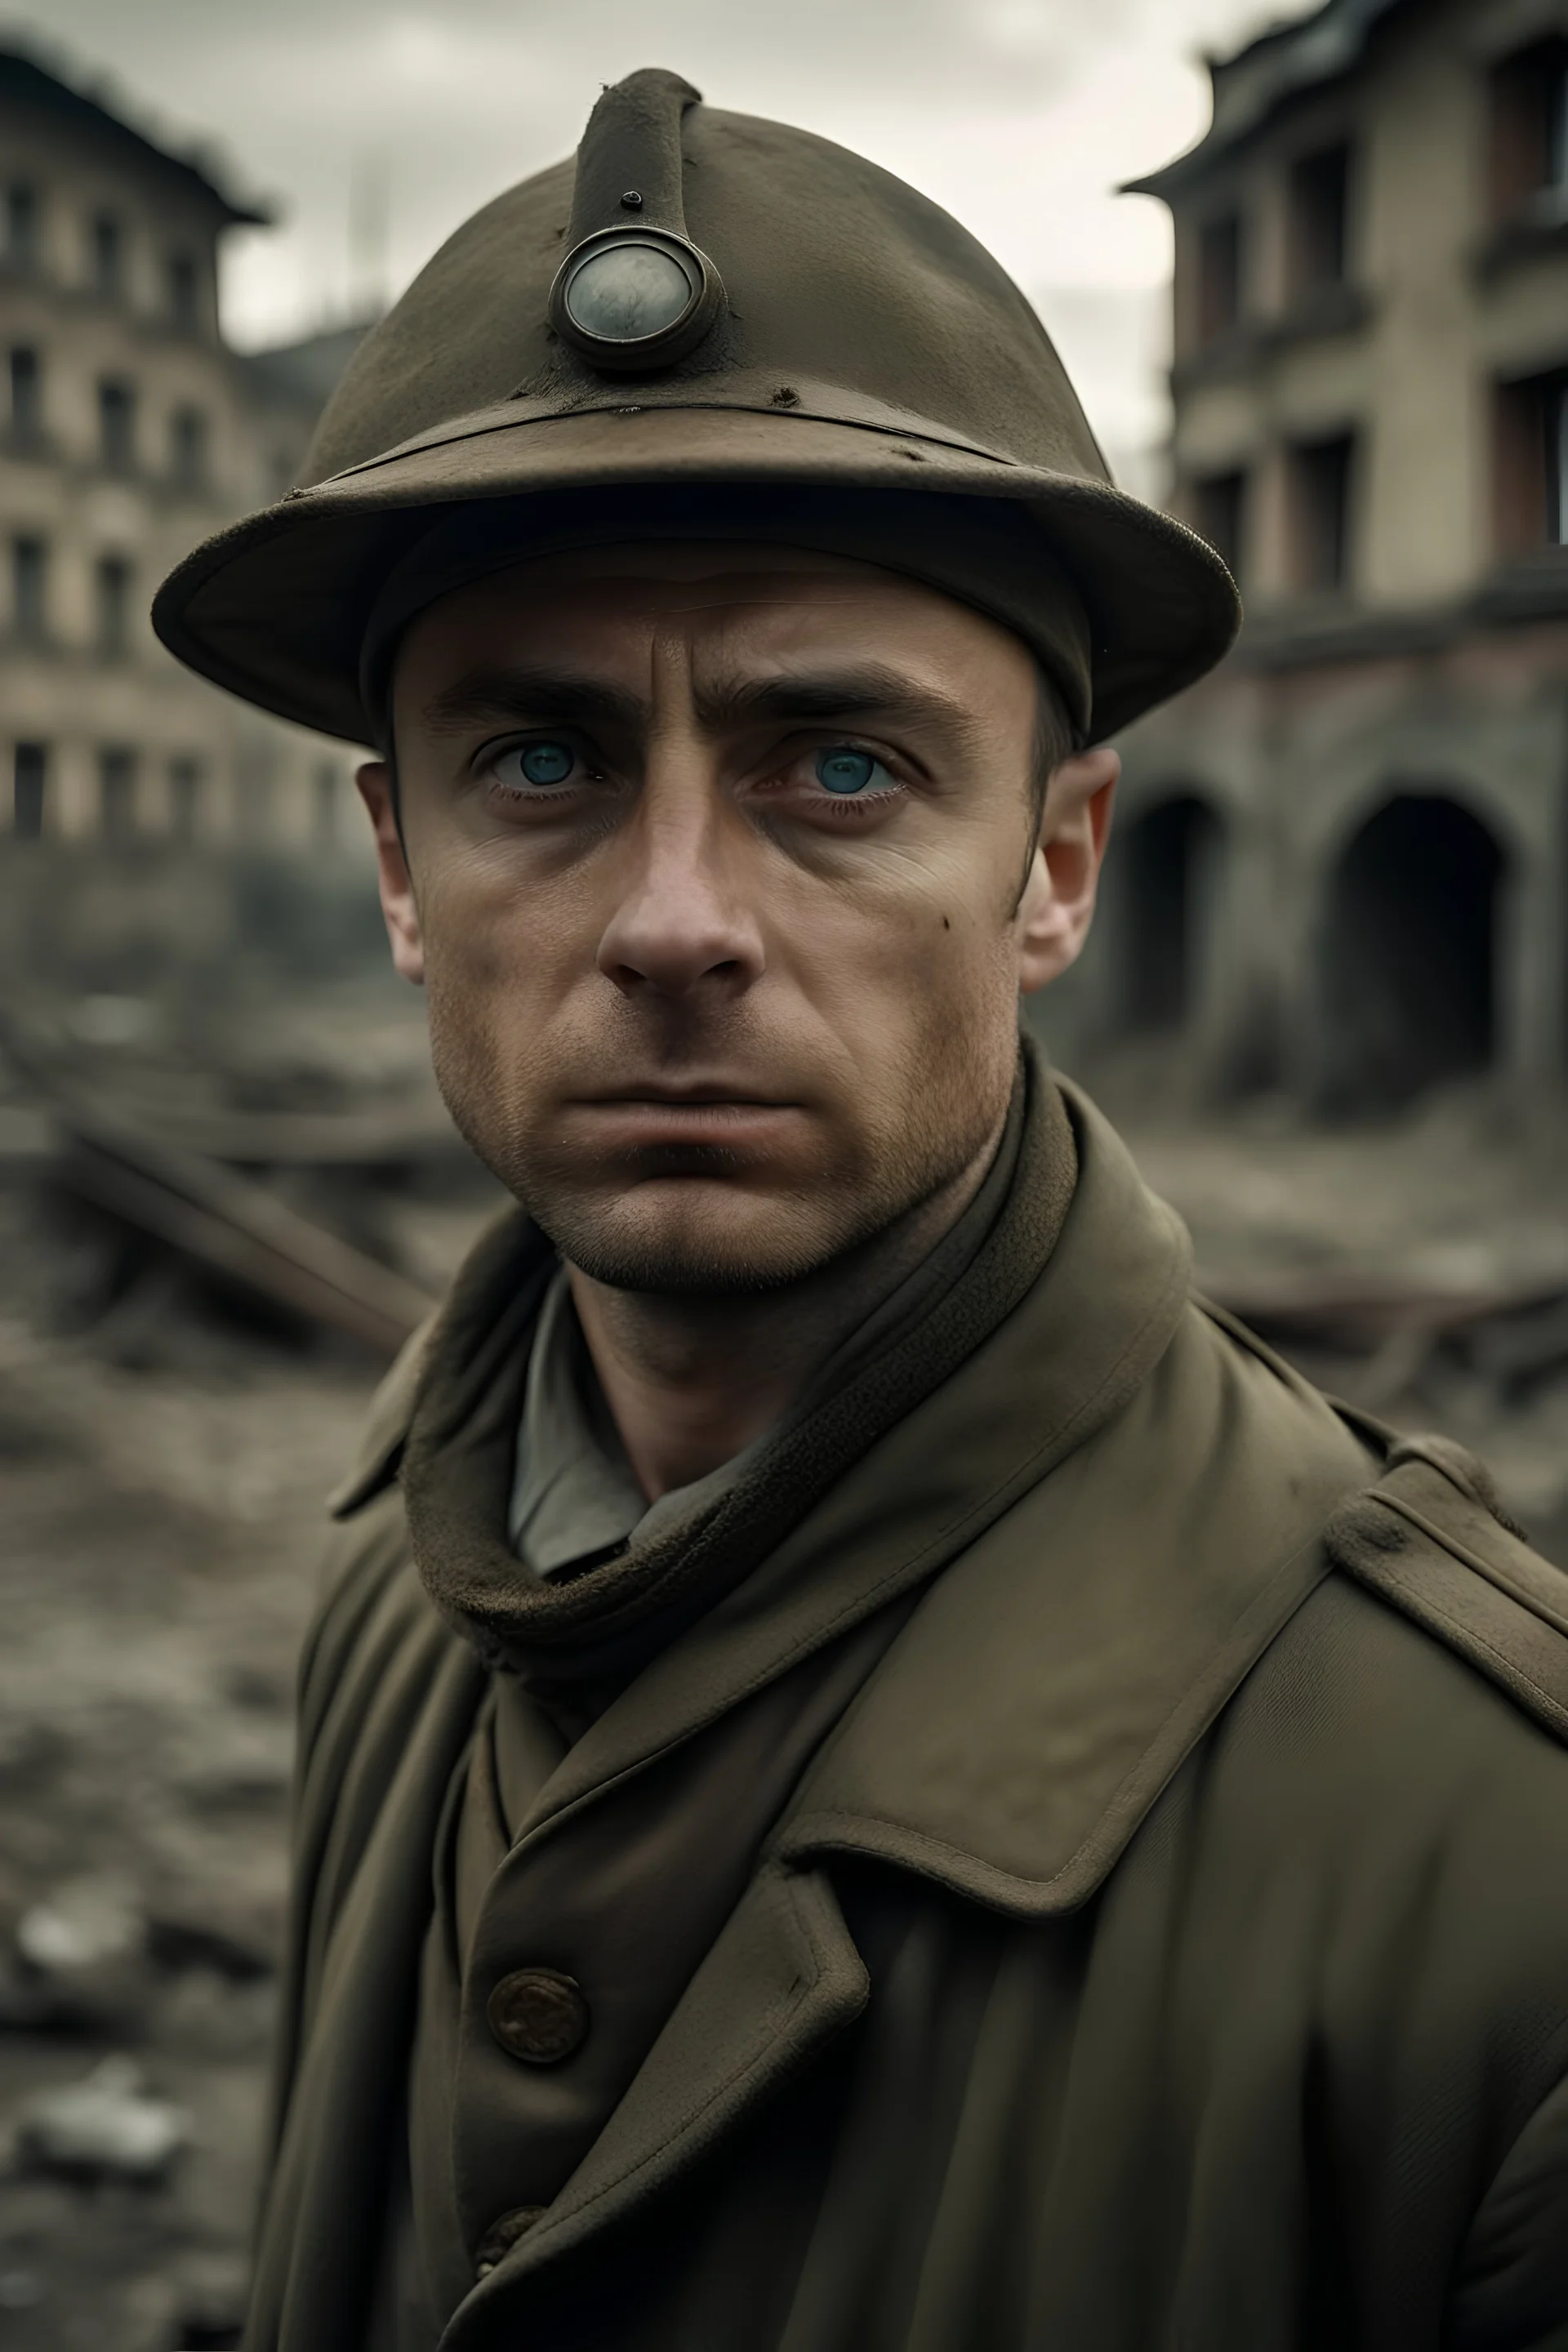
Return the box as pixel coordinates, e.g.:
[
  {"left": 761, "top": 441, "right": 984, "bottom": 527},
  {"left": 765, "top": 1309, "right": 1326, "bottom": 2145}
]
[{"left": 595, "top": 769, "right": 765, "bottom": 1002}]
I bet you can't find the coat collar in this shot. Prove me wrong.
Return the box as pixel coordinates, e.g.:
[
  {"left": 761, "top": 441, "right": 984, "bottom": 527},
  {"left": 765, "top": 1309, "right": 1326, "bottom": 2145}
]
[
  {"left": 333, "top": 1076, "right": 1370, "bottom": 1923},
  {"left": 776, "top": 1288, "right": 1377, "bottom": 1915},
  {"left": 487, "top": 1078, "right": 1194, "bottom": 1860},
  {"left": 326, "top": 1307, "right": 435, "bottom": 1516}
]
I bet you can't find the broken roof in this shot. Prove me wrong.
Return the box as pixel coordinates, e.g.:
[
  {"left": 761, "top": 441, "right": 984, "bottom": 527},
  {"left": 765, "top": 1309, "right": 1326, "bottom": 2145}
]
[
  {"left": 1126, "top": 0, "right": 1410, "bottom": 199},
  {"left": 0, "top": 39, "right": 271, "bottom": 228}
]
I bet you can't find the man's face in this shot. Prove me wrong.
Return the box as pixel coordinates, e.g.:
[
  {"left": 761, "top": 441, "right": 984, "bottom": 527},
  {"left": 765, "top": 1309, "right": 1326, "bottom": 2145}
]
[{"left": 363, "top": 541, "right": 1114, "bottom": 1294}]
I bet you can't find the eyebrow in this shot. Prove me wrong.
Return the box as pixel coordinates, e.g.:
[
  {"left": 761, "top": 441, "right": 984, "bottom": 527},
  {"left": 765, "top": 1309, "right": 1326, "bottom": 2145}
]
[
  {"left": 419, "top": 667, "right": 647, "bottom": 737},
  {"left": 417, "top": 661, "right": 985, "bottom": 760},
  {"left": 693, "top": 666, "right": 982, "bottom": 757}
]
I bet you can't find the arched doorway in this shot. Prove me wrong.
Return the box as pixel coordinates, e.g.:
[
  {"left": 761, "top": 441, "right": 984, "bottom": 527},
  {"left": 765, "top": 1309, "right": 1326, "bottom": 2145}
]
[
  {"left": 1116, "top": 795, "right": 1224, "bottom": 1034},
  {"left": 1316, "top": 793, "right": 1504, "bottom": 1109}
]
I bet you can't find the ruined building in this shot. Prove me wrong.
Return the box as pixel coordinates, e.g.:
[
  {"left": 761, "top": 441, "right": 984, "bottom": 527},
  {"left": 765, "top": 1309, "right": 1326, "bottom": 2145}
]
[
  {"left": 1089, "top": 0, "right": 1568, "bottom": 1107},
  {"left": 0, "top": 43, "right": 363, "bottom": 865}
]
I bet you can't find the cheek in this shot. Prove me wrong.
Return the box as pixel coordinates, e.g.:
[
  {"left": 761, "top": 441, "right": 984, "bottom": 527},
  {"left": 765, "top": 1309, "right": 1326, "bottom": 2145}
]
[
  {"left": 416, "top": 846, "right": 577, "bottom": 1013},
  {"left": 771, "top": 856, "right": 1021, "bottom": 1137},
  {"left": 784, "top": 839, "right": 1019, "bottom": 1032},
  {"left": 416, "top": 858, "right": 582, "bottom": 1120}
]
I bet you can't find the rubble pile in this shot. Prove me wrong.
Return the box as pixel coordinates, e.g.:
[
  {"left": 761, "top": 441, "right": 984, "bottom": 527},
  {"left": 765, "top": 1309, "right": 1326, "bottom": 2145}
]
[
  {"left": 0, "top": 982, "right": 498, "bottom": 2350},
  {"left": 0, "top": 1295, "right": 372, "bottom": 2350},
  {"left": 1112, "top": 1068, "right": 1568, "bottom": 1562}
]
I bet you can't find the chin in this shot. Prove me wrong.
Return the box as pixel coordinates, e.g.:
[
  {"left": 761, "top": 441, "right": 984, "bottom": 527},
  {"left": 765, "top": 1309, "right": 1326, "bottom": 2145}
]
[
  {"left": 533, "top": 1185, "right": 851, "bottom": 1298},
  {"left": 440, "top": 1058, "right": 1005, "bottom": 1299}
]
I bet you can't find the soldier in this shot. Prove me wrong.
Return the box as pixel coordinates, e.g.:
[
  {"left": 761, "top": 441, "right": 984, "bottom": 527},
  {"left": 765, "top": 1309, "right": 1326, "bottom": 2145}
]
[{"left": 157, "top": 68, "right": 1568, "bottom": 2352}]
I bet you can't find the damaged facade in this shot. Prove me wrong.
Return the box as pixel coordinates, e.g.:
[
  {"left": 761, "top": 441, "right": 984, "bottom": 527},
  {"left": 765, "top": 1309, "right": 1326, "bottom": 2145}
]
[
  {"left": 1088, "top": 0, "right": 1568, "bottom": 1107},
  {"left": 0, "top": 43, "right": 363, "bottom": 860}
]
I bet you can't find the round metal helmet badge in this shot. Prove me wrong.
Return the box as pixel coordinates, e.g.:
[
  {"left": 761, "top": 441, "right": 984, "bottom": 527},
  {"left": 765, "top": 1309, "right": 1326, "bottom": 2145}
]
[{"left": 548, "top": 225, "right": 724, "bottom": 372}]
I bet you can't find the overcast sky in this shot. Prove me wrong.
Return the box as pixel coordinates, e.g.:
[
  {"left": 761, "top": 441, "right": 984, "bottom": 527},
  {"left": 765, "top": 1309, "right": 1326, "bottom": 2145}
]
[{"left": 19, "top": 0, "right": 1314, "bottom": 466}]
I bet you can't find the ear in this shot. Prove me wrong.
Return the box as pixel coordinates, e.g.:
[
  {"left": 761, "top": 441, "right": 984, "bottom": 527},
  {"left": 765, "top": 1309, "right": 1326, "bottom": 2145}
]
[
  {"left": 356, "top": 763, "right": 425, "bottom": 986},
  {"left": 1016, "top": 746, "right": 1118, "bottom": 996}
]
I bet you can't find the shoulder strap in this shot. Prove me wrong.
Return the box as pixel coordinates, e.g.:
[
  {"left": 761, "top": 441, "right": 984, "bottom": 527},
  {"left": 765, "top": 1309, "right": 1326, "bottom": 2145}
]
[{"left": 1326, "top": 1433, "right": 1568, "bottom": 1741}]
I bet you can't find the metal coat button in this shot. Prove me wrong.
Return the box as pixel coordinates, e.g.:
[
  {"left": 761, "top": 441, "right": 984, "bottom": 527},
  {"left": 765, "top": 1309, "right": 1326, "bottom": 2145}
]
[
  {"left": 474, "top": 2205, "right": 548, "bottom": 2278},
  {"left": 487, "top": 1967, "right": 589, "bottom": 2065}
]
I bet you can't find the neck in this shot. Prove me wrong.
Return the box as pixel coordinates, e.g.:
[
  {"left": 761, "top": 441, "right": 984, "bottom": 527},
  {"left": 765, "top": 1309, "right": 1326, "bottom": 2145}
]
[{"left": 568, "top": 1123, "right": 1006, "bottom": 1503}]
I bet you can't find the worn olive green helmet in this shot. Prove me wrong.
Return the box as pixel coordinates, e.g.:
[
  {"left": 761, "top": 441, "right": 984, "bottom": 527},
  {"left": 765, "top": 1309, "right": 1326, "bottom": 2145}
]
[{"left": 154, "top": 69, "right": 1238, "bottom": 746}]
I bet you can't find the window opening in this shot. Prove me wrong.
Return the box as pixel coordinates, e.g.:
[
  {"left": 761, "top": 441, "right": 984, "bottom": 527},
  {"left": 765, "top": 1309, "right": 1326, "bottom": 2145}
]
[
  {"left": 6, "top": 183, "right": 38, "bottom": 270},
  {"left": 169, "top": 756, "right": 203, "bottom": 842},
  {"left": 98, "top": 379, "right": 136, "bottom": 472},
  {"left": 11, "top": 537, "right": 46, "bottom": 642},
  {"left": 1290, "top": 434, "right": 1356, "bottom": 590},
  {"left": 1196, "top": 212, "right": 1243, "bottom": 343},
  {"left": 1289, "top": 143, "right": 1351, "bottom": 296},
  {"left": 170, "top": 405, "right": 207, "bottom": 491},
  {"left": 91, "top": 211, "right": 123, "bottom": 300},
  {"left": 99, "top": 748, "right": 137, "bottom": 841},
  {"left": 1494, "top": 370, "right": 1568, "bottom": 552},
  {"left": 8, "top": 346, "right": 40, "bottom": 441},
  {"left": 13, "top": 742, "right": 46, "bottom": 840},
  {"left": 96, "top": 556, "right": 132, "bottom": 658},
  {"left": 1492, "top": 41, "right": 1568, "bottom": 217},
  {"left": 167, "top": 251, "right": 199, "bottom": 329}
]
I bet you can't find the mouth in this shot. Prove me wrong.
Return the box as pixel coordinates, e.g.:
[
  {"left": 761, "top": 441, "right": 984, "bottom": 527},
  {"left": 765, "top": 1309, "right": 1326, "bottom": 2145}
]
[
  {"left": 568, "top": 1087, "right": 804, "bottom": 1154},
  {"left": 577, "top": 1079, "right": 796, "bottom": 1107}
]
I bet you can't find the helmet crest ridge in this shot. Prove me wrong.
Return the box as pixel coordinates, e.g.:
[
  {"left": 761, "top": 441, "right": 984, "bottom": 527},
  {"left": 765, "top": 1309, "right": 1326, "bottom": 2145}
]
[
  {"left": 549, "top": 69, "right": 724, "bottom": 374},
  {"left": 567, "top": 67, "right": 702, "bottom": 243}
]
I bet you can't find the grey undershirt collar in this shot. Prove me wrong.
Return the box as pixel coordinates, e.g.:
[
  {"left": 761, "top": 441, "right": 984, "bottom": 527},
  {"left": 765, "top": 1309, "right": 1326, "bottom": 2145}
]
[{"left": 509, "top": 1267, "right": 756, "bottom": 1577}]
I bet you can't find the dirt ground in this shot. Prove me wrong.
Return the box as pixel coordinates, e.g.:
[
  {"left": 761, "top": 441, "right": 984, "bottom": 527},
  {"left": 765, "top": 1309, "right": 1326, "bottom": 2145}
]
[
  {"left": 0, "top": 1267, "right": 380, "bottom": 2347},
  {"left": 0, "top": 1070, "right": 1562, "bottom": 2346},
  {"left": 1098, "top": 1062, "right": 1568, "bottom": 1564}
]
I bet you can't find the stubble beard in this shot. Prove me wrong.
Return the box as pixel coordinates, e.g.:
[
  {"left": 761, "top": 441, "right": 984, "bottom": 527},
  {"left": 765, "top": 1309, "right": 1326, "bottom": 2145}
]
[{"left": 425, "top": 986, "right": 1017, "bottom": 1302}]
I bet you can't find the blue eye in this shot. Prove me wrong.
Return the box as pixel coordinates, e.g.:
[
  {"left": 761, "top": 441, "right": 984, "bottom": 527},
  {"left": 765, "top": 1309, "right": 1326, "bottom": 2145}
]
[
  {"left": 816, "top": 746, "right": 879, "bottom": 795},
  {"left": 519, "top": 741, "right": 574, "bottom": 786}
]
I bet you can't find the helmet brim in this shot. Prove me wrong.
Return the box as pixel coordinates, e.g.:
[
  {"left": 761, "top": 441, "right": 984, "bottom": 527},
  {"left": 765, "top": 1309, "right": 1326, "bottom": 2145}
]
[{"left": 153, "top": 396, "right": 1238, "bottom": 748}]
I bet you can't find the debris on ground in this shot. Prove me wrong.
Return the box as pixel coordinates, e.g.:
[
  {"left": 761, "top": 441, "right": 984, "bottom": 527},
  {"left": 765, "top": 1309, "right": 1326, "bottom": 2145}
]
[
  {"left": 7, "top": 1877, "right": 149, "bottom": 2034},
  {"left": 1102, "top": 1062, "right": 1568, "bottom": 1558},
  {"left": 13, "top": 2056, "right": 191, "bottom": 2185}
]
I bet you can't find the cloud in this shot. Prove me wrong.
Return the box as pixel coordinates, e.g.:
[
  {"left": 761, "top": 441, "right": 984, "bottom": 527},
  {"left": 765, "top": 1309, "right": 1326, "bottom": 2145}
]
[{"left": 20, "top": 0, "right": 1312, "bottom": 450}]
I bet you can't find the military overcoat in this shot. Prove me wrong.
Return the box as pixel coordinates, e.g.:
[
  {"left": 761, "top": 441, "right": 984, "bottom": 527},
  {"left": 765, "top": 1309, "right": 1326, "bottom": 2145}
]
[{"left": 249, "top": 1076, "right": 1568, "bottom": 2351}]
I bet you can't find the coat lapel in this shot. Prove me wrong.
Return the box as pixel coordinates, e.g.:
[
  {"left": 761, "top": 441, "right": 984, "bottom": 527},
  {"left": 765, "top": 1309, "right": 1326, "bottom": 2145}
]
[{"left": 778, "top": 1300, "right": 1377, "bottom": 1913}]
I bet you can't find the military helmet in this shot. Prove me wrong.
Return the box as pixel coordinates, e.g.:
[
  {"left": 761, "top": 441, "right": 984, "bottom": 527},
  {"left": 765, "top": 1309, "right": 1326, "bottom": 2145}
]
[{"left": 154, "top": 68, "right": 1238, "bottom": 746}]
